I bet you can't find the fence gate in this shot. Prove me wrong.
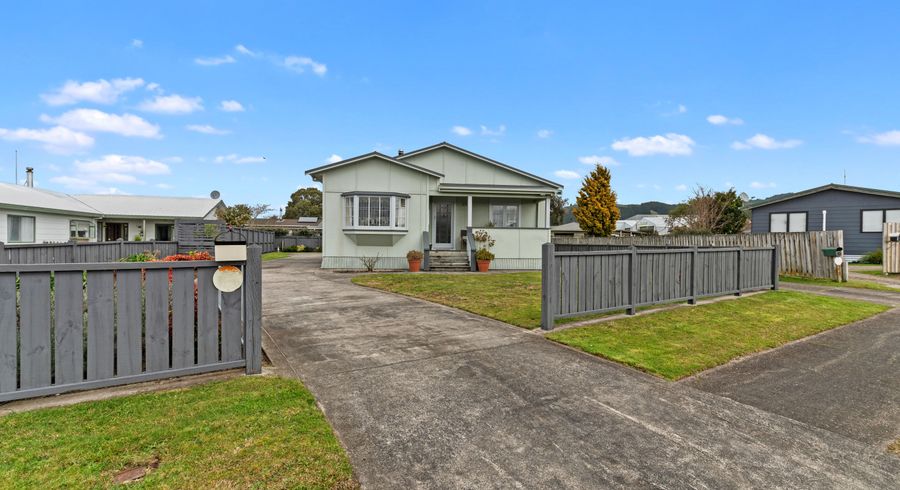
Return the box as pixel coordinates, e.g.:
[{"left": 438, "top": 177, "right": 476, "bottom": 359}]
[
  {"left": 0, "top": 246, "right": 262, "bottom": 402},
  {"left": 885, "top": 222, "right": 900, "bottom": 274}
]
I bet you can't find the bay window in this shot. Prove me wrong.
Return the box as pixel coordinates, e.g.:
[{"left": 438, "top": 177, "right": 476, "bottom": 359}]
[
  {"left": 490, "top": 203, "right": 519, "bottom": 228},
  {"left": 342, "top": 193, "right": 409, "bottom": 230},
  {"left": 8, "top": 215, "right": 36, "bottom": 243}
]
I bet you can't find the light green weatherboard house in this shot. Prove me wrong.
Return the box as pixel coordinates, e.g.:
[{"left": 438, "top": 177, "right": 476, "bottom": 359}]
[{"left": 306, "top": 142, "right": 563, "bottom": 270}]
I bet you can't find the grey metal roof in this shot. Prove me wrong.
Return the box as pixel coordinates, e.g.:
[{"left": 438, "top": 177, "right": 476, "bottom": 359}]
[
  {"left": 0, "top": 182, "right": 101, "bottom": 216},
  {"left": 305, "top": 152, "right": 444, "bottom": 179},
  {"left": 398, "top": 141, "right": 564, "bottom": 190},
  {"left": 73, "top": 194, "right": 223, "bottom": 219},
  {"left": 551, "top": 222, "right": 582, "bottom": 232},
  {"left": 747, "top": 183, "right": 900, "bottom": 210}
]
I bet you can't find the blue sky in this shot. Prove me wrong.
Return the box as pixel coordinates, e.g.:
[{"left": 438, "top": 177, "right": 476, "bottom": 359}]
[{"left": 3, "top": 1, "right": 900, "bottom": 209}]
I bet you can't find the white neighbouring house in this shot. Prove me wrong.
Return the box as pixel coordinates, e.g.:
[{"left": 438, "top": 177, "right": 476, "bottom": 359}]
[
  {"left": 0, "top": 174, "right": 223, "bottom": 245},
  {"left": 306, "top": 142, "right": 563, "bottom": 270}
]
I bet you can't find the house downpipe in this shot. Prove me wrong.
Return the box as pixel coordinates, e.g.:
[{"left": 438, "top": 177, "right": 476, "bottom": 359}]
[{"left": 822, "top": 209, "right": 827, "bottom": 231}]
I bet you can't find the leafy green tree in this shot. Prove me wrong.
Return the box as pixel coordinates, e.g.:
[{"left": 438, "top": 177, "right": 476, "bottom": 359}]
[
  {"left": 715, "top": 189, "right": 748, "bottom": 234},
  {"left": 669, "top": 187, "right": 748, "bottom": 234},
  {"left": 550, "top": 194, "right": 569, "bottom": 226},
  {"left": 284, "top": 187, "right": 322, "bottom": 219},
  {"left": 216, "top": 204, "right": 253, "bottom": 227},
  {"left": 572, "top": 165, "right": 620, "bottom": 236}
]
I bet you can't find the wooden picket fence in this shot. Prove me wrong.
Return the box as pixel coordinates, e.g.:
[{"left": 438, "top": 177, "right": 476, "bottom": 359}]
[
  {"left": 0, "top": 246, "right": 263, "bottom": 402},
  {"left": 554, "top": 231, "right": 846, "bottom": 281},
  {"left": 884, "top": 223, "right": 900, "bottom": 274},
  {"left": 0, "top": 241, "right": 178, "bottom": 265},
  {"left": 175, "top": 220, "right": 276, "bottom": 254}
]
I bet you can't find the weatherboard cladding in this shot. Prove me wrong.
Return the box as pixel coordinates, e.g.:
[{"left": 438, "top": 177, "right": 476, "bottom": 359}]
[{"left": 750, "top": 188, "right": 900, "bottom": 255}]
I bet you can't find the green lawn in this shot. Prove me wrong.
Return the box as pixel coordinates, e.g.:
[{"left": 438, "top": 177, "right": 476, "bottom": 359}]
[
  {"left": 854, "top": 268, "right": 900, "bottom": 279},
  {"left": 547, "top": 291, "right": 888, "bottom": 380},
  {"left": 353, "top": 272, "right": 546, "bottom": 328},
  {"left": 262, "top": 251, "right": 292, "bottom": 261},
  {"left": 0, "top": 376, "right": 356, "bottom": 489},
  {"left": 780, "top": 275, "right": 900, "bottom": 292}
]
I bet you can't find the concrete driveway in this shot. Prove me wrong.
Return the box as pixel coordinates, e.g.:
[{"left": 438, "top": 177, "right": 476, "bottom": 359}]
[
  {"left": 686, "top": 287, "right": 900, "bottom": 449},
  {"left": 262, "top": 254, "right": 900, "bottom": 488}
]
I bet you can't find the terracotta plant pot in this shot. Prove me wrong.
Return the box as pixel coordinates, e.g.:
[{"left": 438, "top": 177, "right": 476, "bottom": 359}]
[
  {"left": 476, "top": 259, "right": 491, "bottom": 272},
  {"left": 408, "top": 259, "right": 422, "bottom": 272}
]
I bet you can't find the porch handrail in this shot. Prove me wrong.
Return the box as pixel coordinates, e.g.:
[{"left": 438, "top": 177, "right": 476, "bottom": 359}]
[{"left": 422, "top": 230, "right": 431, "bottom": 271}]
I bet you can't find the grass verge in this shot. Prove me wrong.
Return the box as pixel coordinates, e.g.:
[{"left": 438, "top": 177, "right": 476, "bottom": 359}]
[
  {"left": 780, "top": 275, "right": 900, "bottom": 292},
  {"left": 0, "top": 376, "right": 356, "bottom": 489},
  {"left": 854, "top": 269, "right": 900, "bottom": 279},
  {"left": 262, "top": 251, "right": 292, "bottom": 261},
  {"left": 546, "top": 291, "right": 888, "bottom": 380}
]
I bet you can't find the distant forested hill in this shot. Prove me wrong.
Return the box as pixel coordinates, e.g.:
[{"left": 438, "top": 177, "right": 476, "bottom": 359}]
[{"left": 561, "top": 201, "right": 675, "bottom": 223}]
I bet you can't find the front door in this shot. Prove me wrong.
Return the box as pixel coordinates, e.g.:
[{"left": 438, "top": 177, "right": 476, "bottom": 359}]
[{"left": 432, "top": 200, "right": 454, "bottom": 249}]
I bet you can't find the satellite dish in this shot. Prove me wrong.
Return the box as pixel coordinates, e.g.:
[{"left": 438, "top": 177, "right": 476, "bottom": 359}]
[
  {"left": 739, "top": 192, "right": 750, "bottom": 202},
  {"left": 210, "top": 190, "right": 221, "bottom": 199}
]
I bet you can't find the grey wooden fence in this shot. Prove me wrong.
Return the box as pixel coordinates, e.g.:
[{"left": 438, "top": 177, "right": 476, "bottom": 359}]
[
  {"left": 541, "top": 243, "right": 779, "bottom": 330},
  {"left": 274, "top": 236, "right": 321, "bottom": 250},
  {"left": 176, "top": 220, "right": 276, "bottom": 254},
  {"left": 0, "top": 241, "right": 178, "bottom": 265},
  {"left": 0, "top": 246, "right": 262, "bottom": 402},
  {"left": 554, "top": 231, "right": 845, "bottom": 281}
]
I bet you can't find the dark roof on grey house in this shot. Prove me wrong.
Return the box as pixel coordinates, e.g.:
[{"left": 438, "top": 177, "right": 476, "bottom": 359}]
[{"left": 748, "top": 183, "right": 900, "bottom": 210}]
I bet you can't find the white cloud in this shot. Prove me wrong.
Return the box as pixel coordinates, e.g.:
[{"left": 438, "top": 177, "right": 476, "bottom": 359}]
[
  {"left": 214, "top": 154, "right": 266, "bottom": 164},
  {"left": 675, "top": 184, "right": 688, "bottom": 191},
  {"left": 194, "top": 54, "right": 236, "bottom": 66},
  {"left": 145, "top": 82, "right": 161, "bottom": 92},
  {"left": 138, "top": 94, "right": 204, "bottom": 114},
  {"left": 554, "top": 170, "right": 581, "bottom": 180},
  {"left": 220, "top": 100, "right": 245, "bottom": 112},
  {"left": 131, "top": 39, "right": 143, "bottom": 48},
  {"left": 578, "top": 155, "right": 619, "bottom": 166},
  {"left": 186, "top": 124, "right": 231, "bottom": 135},
  {"left": 235, "top": 44, "right": 259, "bottom": 57},
  {"left": 327, "top": 154, "right": 343, "bottom": 163},
  {"left": 750, "top": 181, "right": 777, "bottom": 189},
  {"left": 41, "top": 77, "right": 145, "bottom": 106},
  {"left": 155, "top": 183, "right": 174, "bottom": 189},
  {"left": 732, "top": 133, "right": 802, "bottom": 150},
  {"left": 611, "top": 133, "right": 695, "bottom": 156},
  {"left": 75, "top": 154, "right": 170, "bottom": 176},
  {"left": 283, "top": 56, "right": 327, "bottom": 76},
  {"left": 857, "top": 130, "right": 900, "bottom": 146},
  {"left": 707, "top": 114, "right": 744, "bottom": 126},
  {"left": 0, "top": 126, "right": 94, "bottom": 154},
  {"left": 41, "top": 109, "right": 161, "bottom": 138},
  {"left": 481, "top": 124, "right": 506, "bottom": 137},
  {"left": 536, "top": 129, "right": 553, "bottom": 139},
  {"left": 451, "top": 125, "right": 472, "bottom": 136},
  {"left": 678, "top": 104, "right": 687, "bottom": 114}
]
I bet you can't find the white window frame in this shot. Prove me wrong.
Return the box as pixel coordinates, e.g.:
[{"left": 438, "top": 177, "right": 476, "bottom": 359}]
[
  {"left": 770, "top": 212, "right": 806, "bottom": 233},
  {"left": 8, "top": 215, "right": 36, "bottom": 243},
  {"left": 769, "top": 213, "right": 788, "bottom": 233},
  {"left": 70, "top": 220, "right": 96, "bottom": 241},
  {"left": 489, "top": 202, "right": 520, "bottom": 228},
  {"left": 342, "top": 194, "right": 409, "bottom": 231}
]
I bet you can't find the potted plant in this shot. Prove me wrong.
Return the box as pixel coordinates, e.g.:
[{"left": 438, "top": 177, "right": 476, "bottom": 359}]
[
  {"left": 474, "top": 248, "right": 495, "bottom": 272},
  {"left": 472, "top": 230, "right": 496, "bottom": 272},
  {"left": 407, "top": 250, "right": 424, "bottom": 272}
]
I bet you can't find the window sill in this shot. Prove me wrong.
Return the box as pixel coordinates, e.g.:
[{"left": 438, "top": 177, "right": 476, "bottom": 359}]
[{"left": 343, "top": 228, "right": 409, "bottom": 235}]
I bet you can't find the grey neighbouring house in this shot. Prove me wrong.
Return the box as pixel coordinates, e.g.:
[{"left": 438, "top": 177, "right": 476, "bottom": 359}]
[
  {"left": 748, "top": 183, "right": 900, "bottom": 260},
  {"left": 306, "top": 142, "right": 563, "bottom": 270}
]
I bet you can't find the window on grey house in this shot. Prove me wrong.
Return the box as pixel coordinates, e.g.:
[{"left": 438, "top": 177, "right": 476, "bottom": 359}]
[
  {"left": 862, "top": 210, "right": 884, "bottom": 232},
  {"left": 8, "top": 215, "right": 36, "bottom": 243},
  {"left": 769, "top": 213, "right": 788, "bottom": 233},
  {"left": 490, "top": 203, "right": 519, "bottom": 228},
  {"left": 343, "top": 194, "right": 408, "bottom": 230}
]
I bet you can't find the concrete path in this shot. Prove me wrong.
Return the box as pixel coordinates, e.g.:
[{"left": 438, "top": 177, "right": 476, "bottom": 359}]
[{"left": 262, "top": 254, "right": 900, "bottom": 488}]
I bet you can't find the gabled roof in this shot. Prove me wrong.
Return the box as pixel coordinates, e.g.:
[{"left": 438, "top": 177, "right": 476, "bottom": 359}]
[
  {"left": 0, "top": 182, "right": 101, "bottom": 216},
  {"left": 305, "top": 152, "right": 444, "bottom": 180},
  {"left": 747, "top": 183, "right": 900, "bottom": 210},
  {"left": 397, "top": 141, "right": 563, "bottom": 189},
  {"left": 73, "top": 194, "right": 223, "bottom": 219}
]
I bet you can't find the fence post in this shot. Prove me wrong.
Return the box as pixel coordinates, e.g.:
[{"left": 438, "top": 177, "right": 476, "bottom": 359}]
[
  {"left": 735, "top": 248, "right": 743, "bottom": 296},
  {"left": 70, "top": 241, "right": 77, "bottom": 263},
  {"left": 541, "top": 242, "right": 556, "bottom": 330},
  {"left": 244, "top": 244, "right": 263, "bottom": 374},
  {"left": 627, "top": 246, "right": 638, "bottom": 315},
  {"left": 771, "top": 246, "right": 780, "bottom": 290},
  {"left": 0, "top": 242, "right": 5, "bottom": 264},
  {"left": 688, "top": 247, "right": 698, "bottom": 305}
]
